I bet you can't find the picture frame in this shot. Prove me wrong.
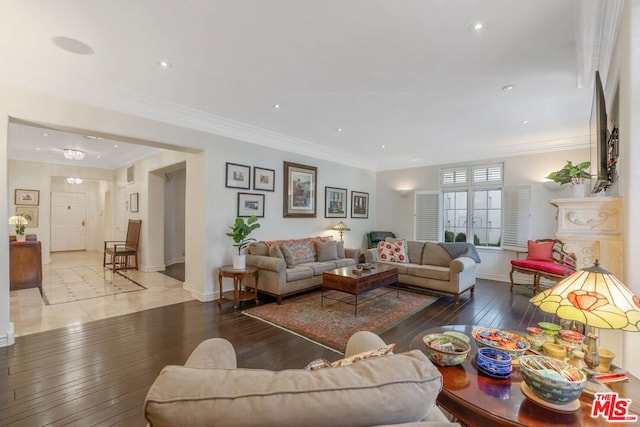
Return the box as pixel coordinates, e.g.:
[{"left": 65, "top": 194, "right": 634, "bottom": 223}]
[
  {"left": 351, "top": 191, "right": 369, "bottom": 219},
  {"left": 283, "top": 161, "right": 317, "bottom": 218},
  {"left": 325, "top": 186, "right": 347, "bottom": 218},
  {"left": 253, "top": 166, "right": 275, "bottom": 192},
  {"left": 237, "top": 192, "right": 265, "bottom": 218},
  {"left": 16, "top": 206, "right": 38, "bottom": 228},
  {"left": 225, "top": 162, "right": 251, "bottom": 189},
  {"left": 15, "top": 189, "right": 39, "bottom": 206},
  {"left": 130, "top": 193, "right": 139, "bottom": 213}
]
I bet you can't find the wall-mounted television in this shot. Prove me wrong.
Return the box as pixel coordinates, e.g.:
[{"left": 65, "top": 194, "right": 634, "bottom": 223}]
[{"left": 590, "top": 70, "right": 610, "bottom": 194}]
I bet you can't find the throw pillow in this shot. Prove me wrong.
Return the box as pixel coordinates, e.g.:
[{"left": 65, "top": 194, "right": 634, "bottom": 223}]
[
  {"left": 316, "top": 241, "right": 338, "bottom": 262},
  {"left": 378, "top": 240, "right": 409, "bottom": 263},
  {"left": 304, "top": 344, "right": 396, "bottom": 371},
  {"left": 527, "top": 240, "right": 554, "bottom": 262},
  {"left": 280, "top": 245, "right": 296, "bottom": 268},
  {"left": 268, "top": 245, "right": 284, "bottom": 260},
  {"left": 336, "top": 240, "right": 345, "bottom": 259}
]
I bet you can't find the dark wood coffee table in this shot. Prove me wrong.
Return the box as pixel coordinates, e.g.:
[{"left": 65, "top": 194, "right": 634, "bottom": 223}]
[
  {"left": 410, "top": 325, "right": 640, "bottom": 426},
  {"left": 322, "top": 263, "right": 399, "bottom": 315}
]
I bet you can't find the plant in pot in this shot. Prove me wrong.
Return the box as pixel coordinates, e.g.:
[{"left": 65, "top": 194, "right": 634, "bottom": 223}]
[
  {"left": 545, "top": 161, "right": 592, "bottom": 197},
  {"left": 8, "top": 215, "right": 28, "bottom": 241},
  {"left": 226, "top": 216, "right": 261, "bottom": 269}
]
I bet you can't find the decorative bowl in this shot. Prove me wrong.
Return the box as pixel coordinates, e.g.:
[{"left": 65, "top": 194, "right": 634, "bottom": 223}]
[
  {"left": 538, "top": 322, "right": 561, "bottom": 336},
  {"left": 476, "top": 347, "right": 512, "bottom": 379},
  {"left": 558, "top": 330, "right": 585, "bottom": 345},
  {"left": 519, "top": 355, "right": 586, "bottom": 405},
  {"left": 543, "top": 342, "right": 567, "bottom": 360},
  {"left": 527, "top": 327, "right": 542, "bottom": 338},
  {"left": 422, "top": 333, "right": 471, "bottom": 366},
  {"left": 472, "top": 328, "right": 530, "bottom": 359}
]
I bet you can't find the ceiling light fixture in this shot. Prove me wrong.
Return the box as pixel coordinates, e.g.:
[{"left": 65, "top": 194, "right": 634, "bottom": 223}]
[
  {"left": 159, "top": 61, "right": 172, "bottom": 68},
  {"left": 43, "top": 133, "right": 49, "bottom": 137},
  {"left": 113, "top": 144, "right": 119, "bottom": 148},
  {"left": 337, "top": 128, "right": 343, "bottom": 132},
  {"left": 84, "top": 135, "right": 103, "bottom": 140},
  {"left": 66, "top": 177, "right": 83, "bottom": 184},
  {"left": 63, "top": 149, "right": 85, "bottom": 160},
  {"left": 381, "top": 145, "right": 386, "bottom": 149},
  {"left": 521, "top": 120, "right": 529, "bottom": 124},
  {"left": 502, "top": 84, "right": 515, "bottom": 91},
  {"left": 471, "top": 22, "right": 484, "bottom": 31},
  {"left": 52, "top": 36, "right": 94, "bottom": 55},
  {"left": 274, "top": 104, "right": 280, "bottom": 109}
]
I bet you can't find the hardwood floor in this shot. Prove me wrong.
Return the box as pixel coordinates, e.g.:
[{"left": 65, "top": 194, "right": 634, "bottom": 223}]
[{"left": 0, "top": 279, "right": 558, "bottom": 426}]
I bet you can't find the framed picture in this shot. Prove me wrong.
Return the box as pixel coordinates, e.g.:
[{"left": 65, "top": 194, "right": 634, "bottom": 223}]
[
  {"left": 253, "top": 166, "right": 275, "bottom": 192},
  {"left": 15, "top": 189, "right": 39, "bottom": 206},
  {"left": 15, "top": 206, "right": 38, "bottom": 228},
  {"left": 283, "top": 161, "right": 317, "bottom": 218},
  {"left": 225, "top": 162, "right": 251, "bottom": 189},
  {"left": 130, "top": 193, "right": 139, "bottom": 213},
  {"left": 351, "top": 191, "right": 369, "bottom": 219},
  {"left": 325, "top": 186, "right": 347, "bottom": 218},
  {"left": 237, "top": 192, "right": 265, "bottom": 217}
]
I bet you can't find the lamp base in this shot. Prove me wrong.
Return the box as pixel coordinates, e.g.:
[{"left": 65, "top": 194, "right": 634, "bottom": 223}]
[{"left": 584, "top": 326, "right": 600, "bottom": 370}]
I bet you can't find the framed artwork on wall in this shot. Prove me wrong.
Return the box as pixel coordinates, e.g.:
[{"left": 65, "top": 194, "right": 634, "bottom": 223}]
[
  {"left": 351, "top": 191, "right": 369, "bottom": 219},
  {"left": 253, "top": 166, "right": 275, "bottom": 191},
  {"left": 238, "top": 192, "right": 265, "bottom": 217},
  {"left": 15, "top": 189, "right": 39, "bottom": 206},
  {"left": 324, "top": 186, "right": 347, "bottom": 218},
  {"left": 283, "top": 161, "right": 317, "bottom": 218},
  {"left": 16, "top": 206, "right": 38, "bottom": 227},
  {"left": 225, "top": 162, "right": 251, "bottom": 189},
  {"left": 130, "top": 193, "right": 139, "bottom": 213}
]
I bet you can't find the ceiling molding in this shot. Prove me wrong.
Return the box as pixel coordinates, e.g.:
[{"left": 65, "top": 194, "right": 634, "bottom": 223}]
[{"left": 575, "top": 0, "right": 624, "bottom": 88}]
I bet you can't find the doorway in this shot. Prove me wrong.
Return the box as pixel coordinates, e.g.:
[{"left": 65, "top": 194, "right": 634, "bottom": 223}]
[{"left": 50, "top": 192, "right": 87, "bottom": 251}]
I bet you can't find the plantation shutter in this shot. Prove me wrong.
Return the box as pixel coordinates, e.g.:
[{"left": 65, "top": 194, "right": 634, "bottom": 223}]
[
  {"left": 414, "top": 192, "right": 439, "bottom": 241},
  {"left": 502, "top": 185, "right": 531, "bottom": 250},
  {"left": 441, "top": 168, "right": 468, "bottom": 186}
]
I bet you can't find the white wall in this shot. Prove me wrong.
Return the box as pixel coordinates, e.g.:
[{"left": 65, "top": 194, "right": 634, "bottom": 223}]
[{"left": 375, "top": 148, "right": 590, "bottom": 282}]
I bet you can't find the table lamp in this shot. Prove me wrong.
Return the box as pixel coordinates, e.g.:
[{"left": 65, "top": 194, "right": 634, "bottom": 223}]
[
  {"left": 331, "top": 221, "right": 351, "bottom": 241},
  {"left": 530, "top": 260, "right": 640, "bottom": 370}
]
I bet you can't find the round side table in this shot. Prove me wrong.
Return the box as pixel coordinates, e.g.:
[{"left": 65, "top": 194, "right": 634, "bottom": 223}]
[{"left": 218, "top": 265, "right": 259, "bottom": 309}]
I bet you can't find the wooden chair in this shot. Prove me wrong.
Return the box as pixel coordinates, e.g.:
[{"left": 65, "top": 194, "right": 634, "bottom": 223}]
[
  {"left": 509, "top": 238, "right": 576, "bottom": 294},
  {"left": 103, "top": 220, "right": 142, "bottom": 271}
]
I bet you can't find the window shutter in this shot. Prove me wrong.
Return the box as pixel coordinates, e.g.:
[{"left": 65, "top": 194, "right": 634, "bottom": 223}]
[
  {"left": 472, "top": 164, "right": 503, "bottom": 185},
  {"left": 441, "top": 168, "right": 468, "bottom": 186},
  {"left": 502, "top": 185, "right": 531, "bottom": 250},
  {"left": 414, "top": 192, "right": 439, "bottom": 241}
]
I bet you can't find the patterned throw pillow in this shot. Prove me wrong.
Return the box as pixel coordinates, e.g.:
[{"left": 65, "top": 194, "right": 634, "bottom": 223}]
[
  {"left": 527, "top": 240, "right": 554, "bottom": 262},
  {"left": 378, "top": 240, "right": 409, "bottom": 263},
  {"left": 304, "top": 344, "right": 396, "bottom": 371}
]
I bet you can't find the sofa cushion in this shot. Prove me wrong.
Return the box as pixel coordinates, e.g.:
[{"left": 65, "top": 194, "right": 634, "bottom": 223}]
[
  {"left": 334, "top": 258, "right": 356, "bottom": 268},
  {"left": 527, "top": 240, "right": 554, "bottom": 261},
  {"left": 316, "top": 240, "right": 338, "bottom": 261},
  {"left": 305, "top": 344, "right": 396, "bottom": 370},
  {"left": 144, "top": 350, "right": 443, "bottom": 427},
  {"left": 248, "top": 241, "right": 269, "bottom": 256},
  {"left": 286, "top": 266, "right": 314, "bottom": 281},
  {"left": 421, "top": 242, "right": 452, "bottom": 267},
  {"left": 407, "top": 241, "right": 425, "bottom": 264},
  {"left": 281, "top": 245, "right": 296, "bottom": 268},
  {"left": 511, "top": 259, "right": 574, "bottom": 276},
  {"left": 378, "top": 240, "right": 409, "bottom": 263},
  {"left": 269, "top": 245, "right": 284, "bottom": 260},
  {"left": 304, "top": 261, "right": 338, "bottom": 276},
  {"left": 408, "top": 265, "right": 450, "bottom": 281}
]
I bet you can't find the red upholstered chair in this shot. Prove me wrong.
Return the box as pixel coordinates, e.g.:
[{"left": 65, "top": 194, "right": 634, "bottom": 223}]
[{"left": 509, "top": 239, "right": 576, "bottom": 294}]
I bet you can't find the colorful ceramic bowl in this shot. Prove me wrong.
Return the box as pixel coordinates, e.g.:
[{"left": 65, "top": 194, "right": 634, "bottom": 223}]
[
  {"left": 543, "top": 342, "right": 567, "bottom": 360},
  {"left": 558, "top": 330, "right": 585, "bottom": 345},
  {"left": 422, "top": 333, "right": 471, "bottom": 367},
  {"left": 476, "top": 347, "right": 512, "bottom": 379},
  {"left": 519, "top": 355, "right": 586, "bottom": 405},
  {"left": 472, "top": 328, "right": 530, "bottom": 359},
  {"left": 527, "top": 327, "right": 542, "bottom": 337},
  {"left": 538, "top": 322, "right": 562, "bottom": 336}
]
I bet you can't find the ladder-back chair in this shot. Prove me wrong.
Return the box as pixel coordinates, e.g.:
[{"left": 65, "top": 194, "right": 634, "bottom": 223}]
[{"left": 103, "top": 219, "right": 142, "bottom": 271}]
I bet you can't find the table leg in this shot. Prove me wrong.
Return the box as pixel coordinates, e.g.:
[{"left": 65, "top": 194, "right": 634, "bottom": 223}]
[
  {"left": 233, "top": 277, "right": 240, "bottom": 309},
  {"left": 253, "top": 270, "right": 259, "bottom": 304},
  {"left": 355, "top": 294, "right": 358, "bottom": 316},
  {"left": 218, "top": 271, "right": 223, "bottom": 307}
]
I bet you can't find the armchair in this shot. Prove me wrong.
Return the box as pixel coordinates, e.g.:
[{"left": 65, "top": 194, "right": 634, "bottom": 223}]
[
  {"left": 103, "top": 219, "right": 141, "bottom": 271},
  {"left": 509, "top": 239, "right": 576, "bottom": 294}
]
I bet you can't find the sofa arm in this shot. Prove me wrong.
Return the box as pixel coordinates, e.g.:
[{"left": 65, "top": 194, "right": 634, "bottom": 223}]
[
  {"left": 364, "top": 248, "right": 379, "bottom": 263},
  {"left": 184, "top": 338, "right": 237, "bottom": 369},
  {"left": 246, "top": 254, "right": 286, "bottom": 273},
  {"left": 449, "top": 256, "right": 475, "bottom": 274},
  {"left": 345, "top": 247, "right": 361, "bottom": 261}
]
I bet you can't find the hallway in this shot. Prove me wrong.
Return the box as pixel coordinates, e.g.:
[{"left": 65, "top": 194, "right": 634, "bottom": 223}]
[{"left": 9, "top": 251, "right": 194, "bottom": 337}]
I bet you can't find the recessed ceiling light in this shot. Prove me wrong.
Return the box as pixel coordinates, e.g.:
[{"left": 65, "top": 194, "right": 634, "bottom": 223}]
[
  {"left": 36, "top": 148, "right": 41, "bottom": 151},
  {"left": 43, "top": 133, "right": 49, "bottom": 137},
  {"left": 84, "top": 135, "right": 103, "bottom": 140},
  {"left": 97, "top": 155, "right": 102, "bottom": 159},
  {"left": 52, "top": 36, "right": 94, "bottom": 55},
  {"left": 502, "top": 84, "right": 515, "bottom": 91},
  {"left": 471, "top": 22, "right": 483, "bottom": 31},
  {"left": 113, "top": 144, "right": 119, "bottom": 148},
  {"left": 159, "top": 61, "right": 172, "bottom": 68},
  {"left": 381, "top": 145, "right": 386, "bottom": 149},
  {"left": 410, "top": 158, "right": 420, "bottom": 162},
  {"left": 337, "top": 128, "right": 343, "bottom": 132},
  {"left": 273, "top": 104, "right": 280, "bottom": 109},
  {"left": 521, "top": 120, "right": 529, "bottom": 124}
]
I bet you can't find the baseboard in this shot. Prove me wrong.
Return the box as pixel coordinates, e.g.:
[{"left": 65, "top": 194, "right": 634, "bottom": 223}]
[
  {"left": 183, "top": 281, "right": 216, "bottom": 302},
  {"left": 477, "top": 273, "right": 510, "bottom": 283},
  {"left": 0, "top": 322, "right": 15, "bottom": 348},
  {"left": 141, "top": 264, "right": 166, "bottom": 273},
  {"left": 165, "top": 257, "right": 185, "bottom": 266}
]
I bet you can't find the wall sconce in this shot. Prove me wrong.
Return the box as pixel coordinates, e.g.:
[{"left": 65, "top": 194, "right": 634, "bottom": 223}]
[
  {"left": 397, "top": 189, "right": 412, "bottom": 197},
  {"left": 63, "top": 149, "right": 85, "bottom": 160},
  {"left": 66, "top": 177, "right": 83, "bottom": 184}
]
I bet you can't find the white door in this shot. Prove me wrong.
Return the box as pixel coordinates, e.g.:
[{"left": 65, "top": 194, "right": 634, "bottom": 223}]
[
  {"left": 114, "top": 187, "right": 128, "bottom": 241},
  {"left": 51, "top": 192, "right": 87, "bottom": 251}
]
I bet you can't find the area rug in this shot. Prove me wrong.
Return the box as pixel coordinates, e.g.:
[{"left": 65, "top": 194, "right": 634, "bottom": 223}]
[{"left": 243, "top": 288, "right": 438, "bottom": 353}]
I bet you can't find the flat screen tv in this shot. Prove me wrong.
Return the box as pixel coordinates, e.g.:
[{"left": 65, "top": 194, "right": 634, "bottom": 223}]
[{"left": 590, "top": 70, "right": 609, "bottom": 193}]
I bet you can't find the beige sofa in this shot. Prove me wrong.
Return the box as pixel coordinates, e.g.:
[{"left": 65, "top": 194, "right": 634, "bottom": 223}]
[
  {"left": 245, "top": 237, "right": 359, "bottom": 304},
  {"left": 365, "top": 241, "right": 479, "bottom": 303},
  {"left": 144, "top": 331, "right": 459, "bottom": 426}
]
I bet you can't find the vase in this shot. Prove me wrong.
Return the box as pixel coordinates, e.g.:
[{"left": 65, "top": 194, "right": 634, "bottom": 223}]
[
  {"left": 572, "top": 183, "right": 590, "bottom": 198},
  {"left": 232, "top": 254, "right": 246, "bottom": 270},
  {"left": 16, "top": 233, "right": 26, "bottom": 242}
]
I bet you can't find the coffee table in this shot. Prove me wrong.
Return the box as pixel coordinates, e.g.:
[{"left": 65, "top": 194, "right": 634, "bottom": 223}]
[
  {"left": 321, "top": 263, "right": 399, "bottom": 315},
  {"left": 410, "top": 325, "right": 640, "bottom": 427}
]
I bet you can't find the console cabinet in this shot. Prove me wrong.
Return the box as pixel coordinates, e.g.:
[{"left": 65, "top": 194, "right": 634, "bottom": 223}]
[{"left": 10, "top": 241, "right": 43, "bottom": 291}]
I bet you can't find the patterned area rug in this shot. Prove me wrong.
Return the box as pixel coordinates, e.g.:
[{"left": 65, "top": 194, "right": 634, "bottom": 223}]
[
  {"left": 243, "top": 288, "right": 438, "bottom": 353},
  {"left": 42, "top": 266, "right": 146, "bottom": 305}
]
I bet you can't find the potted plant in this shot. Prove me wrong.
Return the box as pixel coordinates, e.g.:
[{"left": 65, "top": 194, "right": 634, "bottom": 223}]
[
  {"left": 545, "top": 161, "right": 592, "bottom": 197},
  {"left": 226, "top": 216, "right": 261, "bottom": 269},
  {"left": 8, "top": 215, "right": 28, "bottom": 241}
]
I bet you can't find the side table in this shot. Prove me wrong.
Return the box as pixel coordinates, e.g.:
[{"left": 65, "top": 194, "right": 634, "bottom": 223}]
[{"left": 217, "top": 265, "right": 259, "bottom": 309}]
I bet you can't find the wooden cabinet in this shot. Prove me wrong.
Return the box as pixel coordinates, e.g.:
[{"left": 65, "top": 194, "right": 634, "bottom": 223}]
[{"left": 10, "top": 241, "right": 42, "bottom": 291}]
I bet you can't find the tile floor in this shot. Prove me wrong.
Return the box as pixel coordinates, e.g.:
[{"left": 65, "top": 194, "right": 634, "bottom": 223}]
[{"left": 10, "top": 251, "right": 195, "bottom": 337}]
